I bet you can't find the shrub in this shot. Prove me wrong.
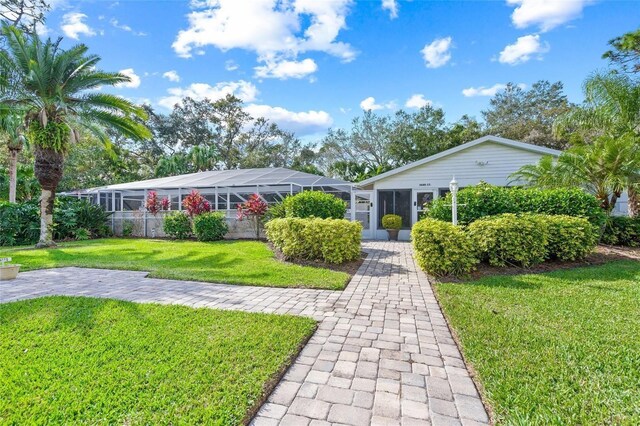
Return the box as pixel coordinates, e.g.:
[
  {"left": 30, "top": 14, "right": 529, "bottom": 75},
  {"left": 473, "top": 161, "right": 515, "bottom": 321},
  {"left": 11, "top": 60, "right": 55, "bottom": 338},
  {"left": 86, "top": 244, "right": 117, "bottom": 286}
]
[
  {"left": 543, "top": 215, "right": 598, "bottom": 261},
  {"left": 265, "top": 217, "right": 362, "bottom": 264},
  {"left": 426, "top": 183, "right": 606, "bottom": 227},
  {"left": 163, "top": 212, "right": 192, "bottom": 239},
  {"left": 382, "top": 214, "right": 402, "bottom": 230},
  {"left": 192, "top": 212, "right": 228, "bottom": 242},
  {"left": 182, "top": 190, "right": 211, "bottom": 217},
  {"left": 467, "top": 213, "right": 548, "bottom": 267},
  {"left": 74, "top": 228, "right": 91, "bottom": 241},
  {"left": 263, "top": 202, "right": 286, "bottom": 223},
  {"left": 122, "top": 220, "right": 134, "bottom": 237},
  {"left": 283, "top": 191, "right": 347, "bottom": 219},
  {"left": 411, "top": 219, "right": 477, "bottom": 277},
  {"left": 601, "top": 216, "right": 640, "bottom": 247}
]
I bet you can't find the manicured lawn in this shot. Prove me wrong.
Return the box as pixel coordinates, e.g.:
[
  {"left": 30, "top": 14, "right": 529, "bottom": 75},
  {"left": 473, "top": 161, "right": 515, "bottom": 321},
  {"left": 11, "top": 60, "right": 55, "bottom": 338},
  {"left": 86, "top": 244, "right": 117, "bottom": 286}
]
[
  {"left": 0, "top": 296, "right": 316, "bottom": 424},
  {"left": 0, "top": 238, "right": 349, "bottom": 290},
  {"left": 435, "top": 261, "right": 640, "bottom": 425}
]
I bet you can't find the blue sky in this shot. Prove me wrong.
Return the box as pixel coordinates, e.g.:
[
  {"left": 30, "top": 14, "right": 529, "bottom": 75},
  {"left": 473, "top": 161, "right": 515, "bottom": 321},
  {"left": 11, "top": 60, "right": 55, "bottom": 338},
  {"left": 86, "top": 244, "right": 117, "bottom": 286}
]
[{"left": 40, "top": 0, "right": 639, "bottom": 139}]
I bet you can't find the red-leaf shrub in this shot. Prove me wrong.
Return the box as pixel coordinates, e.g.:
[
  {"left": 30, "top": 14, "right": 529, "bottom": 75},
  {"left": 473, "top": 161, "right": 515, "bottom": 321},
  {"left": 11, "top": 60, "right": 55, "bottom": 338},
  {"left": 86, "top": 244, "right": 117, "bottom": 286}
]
[
  {"left": 182, "top": 190, "right": 211, "bottom": 217},
  {"left": 237, "top": 194, "right": 268, "bottom": 239},
  {"left": 145, "top": 191, "right": 161, "bottom": 216},
  {"left": 160, "top": 197, "right": 170, "bottom": 211}
]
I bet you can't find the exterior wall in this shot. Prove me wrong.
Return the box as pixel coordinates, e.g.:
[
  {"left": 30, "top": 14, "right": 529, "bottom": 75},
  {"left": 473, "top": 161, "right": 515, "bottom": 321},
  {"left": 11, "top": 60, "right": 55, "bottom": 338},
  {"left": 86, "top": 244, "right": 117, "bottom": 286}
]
[{"left": 369, "top": 142, "right": 552, "bottom": 240}]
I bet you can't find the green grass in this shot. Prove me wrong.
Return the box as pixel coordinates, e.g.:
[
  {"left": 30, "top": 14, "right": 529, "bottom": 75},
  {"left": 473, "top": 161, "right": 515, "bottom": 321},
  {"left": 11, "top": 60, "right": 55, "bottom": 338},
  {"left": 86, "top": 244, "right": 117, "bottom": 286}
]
[
  {"left": 0, "top": 296, "right": 316, "bottom": 425},
  {"left": 435, "top": 261, "right": 640, "bottom": 425},
  {"left": 0, "top": 238, "right": 350, "bottom": 290}
]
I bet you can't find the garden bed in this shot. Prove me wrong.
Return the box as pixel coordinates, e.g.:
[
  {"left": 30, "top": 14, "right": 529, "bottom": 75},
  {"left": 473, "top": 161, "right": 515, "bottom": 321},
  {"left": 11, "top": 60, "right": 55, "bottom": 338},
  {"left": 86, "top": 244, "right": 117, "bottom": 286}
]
[{"left": 0, "top": 296, "right": 316, "bottom": 424}]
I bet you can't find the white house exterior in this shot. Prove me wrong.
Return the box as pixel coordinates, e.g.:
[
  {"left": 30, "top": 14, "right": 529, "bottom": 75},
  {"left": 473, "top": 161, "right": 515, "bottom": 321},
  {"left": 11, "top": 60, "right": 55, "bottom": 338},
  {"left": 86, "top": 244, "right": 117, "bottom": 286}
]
[{"left": 352, "top": 135, "right": 566, "bottom": 240}]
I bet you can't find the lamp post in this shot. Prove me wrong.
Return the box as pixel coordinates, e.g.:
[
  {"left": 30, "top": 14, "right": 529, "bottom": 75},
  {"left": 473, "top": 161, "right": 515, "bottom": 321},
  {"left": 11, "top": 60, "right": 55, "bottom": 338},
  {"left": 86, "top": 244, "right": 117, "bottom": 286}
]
[{"left": 449, "top": 176, "right": 459, "bottom": 225}]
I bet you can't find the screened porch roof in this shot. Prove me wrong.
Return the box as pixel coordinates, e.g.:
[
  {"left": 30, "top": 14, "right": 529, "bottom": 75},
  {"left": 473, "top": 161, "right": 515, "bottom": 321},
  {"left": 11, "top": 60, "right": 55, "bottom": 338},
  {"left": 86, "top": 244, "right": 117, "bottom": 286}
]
[{"left": 76, "top": 167, "right": 353, "bottom": 193}]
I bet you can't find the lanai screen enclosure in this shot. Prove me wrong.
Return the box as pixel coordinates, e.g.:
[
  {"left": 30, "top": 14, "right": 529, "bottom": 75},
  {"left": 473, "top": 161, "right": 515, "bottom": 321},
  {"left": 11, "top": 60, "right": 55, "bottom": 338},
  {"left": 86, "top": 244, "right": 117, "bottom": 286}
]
[{"left": 70, "top": 168, "right": 357, "bottom": 238}]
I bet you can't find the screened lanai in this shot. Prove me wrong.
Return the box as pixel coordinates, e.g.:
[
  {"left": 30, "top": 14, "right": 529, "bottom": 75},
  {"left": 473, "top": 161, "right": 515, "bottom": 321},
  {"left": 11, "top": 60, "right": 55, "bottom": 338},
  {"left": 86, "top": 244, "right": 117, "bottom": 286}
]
[{"left": 69, "top": 167, "right": 356, "bottom": 238}]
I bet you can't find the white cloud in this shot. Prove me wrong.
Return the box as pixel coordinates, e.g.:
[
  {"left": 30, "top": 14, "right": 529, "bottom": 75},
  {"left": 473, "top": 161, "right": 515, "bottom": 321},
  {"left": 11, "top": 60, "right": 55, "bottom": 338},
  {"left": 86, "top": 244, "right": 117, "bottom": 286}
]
[
  {"left": 158, "top": 80, "right": 259, "bottom": 109},
  {"left": 162, "top": 70, "right": 181, "bottom": 82},
  {"left": 507, "top": 0, "right": 591, "bottom": 32},
  {"left": 462, "top": 83, "right": 527, "bottom": 97},
  {"left": 116, "top": 68, "right": 141, "bottom": 88},
  {"left": 359, "top": 96, "right": 396, "bottom": 111},
  {"left": 255, "top": 58, "right": 318, "bottom": 79},
  {"left": 225, "top": 60, "right": 239, "bottom": 71},
  {"left": 110, "top": 18, "right": 146, "bottom": 36},
  {"left": 172, "top": 0, "right": 355, "bottom": 79},
  {"left": 498, "top": 34, "right": 549, "bottom": 65},
  {"left": 61, "top": 12, "right": 96, "bottom": 40},
  {"left": 421, "top": 36, "right": 453, "bottom": 68},
  {"left": 245, "top": 104, "right": 333, "bottom": 135},
  {"left": 382, "top": 0, "right": 398, "bottom": 19},
  {"left": 405, "top": 94, "right": 432, "bottom": 109}
]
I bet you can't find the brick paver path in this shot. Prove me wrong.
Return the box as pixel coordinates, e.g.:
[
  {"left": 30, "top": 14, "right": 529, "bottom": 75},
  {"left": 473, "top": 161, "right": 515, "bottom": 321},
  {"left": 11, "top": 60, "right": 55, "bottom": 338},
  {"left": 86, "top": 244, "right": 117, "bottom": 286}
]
[{"left": 0, "top": 241, "right": 489, "bottom": 426}]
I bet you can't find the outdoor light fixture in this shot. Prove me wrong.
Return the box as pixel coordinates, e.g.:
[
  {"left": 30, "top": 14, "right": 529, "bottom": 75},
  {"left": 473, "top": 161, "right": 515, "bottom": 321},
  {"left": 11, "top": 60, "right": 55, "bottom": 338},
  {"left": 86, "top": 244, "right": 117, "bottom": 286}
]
[{"left": 449, "top": 176, "right": 459, "bottom": 225}]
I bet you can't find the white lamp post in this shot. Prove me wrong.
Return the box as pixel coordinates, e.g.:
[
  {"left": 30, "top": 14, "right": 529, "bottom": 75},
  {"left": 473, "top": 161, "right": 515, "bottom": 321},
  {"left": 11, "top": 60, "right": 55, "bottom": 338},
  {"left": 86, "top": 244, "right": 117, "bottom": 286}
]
[{"left": 449, "top": 176, "right": 459, "bottom": 225}]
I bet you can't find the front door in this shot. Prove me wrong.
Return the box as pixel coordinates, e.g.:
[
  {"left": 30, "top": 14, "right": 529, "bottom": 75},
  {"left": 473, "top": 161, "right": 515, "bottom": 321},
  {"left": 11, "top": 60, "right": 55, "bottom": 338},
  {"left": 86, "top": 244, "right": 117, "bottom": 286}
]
[
  {"left": 351, "top": 191, "right": 373, "bottom": 239},
  {"left": 412, "top": 190, "right": 435, "bottom": 225}
]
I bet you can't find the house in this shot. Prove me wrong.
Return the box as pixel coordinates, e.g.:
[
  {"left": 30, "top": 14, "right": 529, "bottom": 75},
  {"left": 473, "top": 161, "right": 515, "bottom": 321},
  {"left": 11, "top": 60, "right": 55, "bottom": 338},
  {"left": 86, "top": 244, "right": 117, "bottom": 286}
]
[{"left": 353, "top": 135, "right": 564, "bottom": 240}]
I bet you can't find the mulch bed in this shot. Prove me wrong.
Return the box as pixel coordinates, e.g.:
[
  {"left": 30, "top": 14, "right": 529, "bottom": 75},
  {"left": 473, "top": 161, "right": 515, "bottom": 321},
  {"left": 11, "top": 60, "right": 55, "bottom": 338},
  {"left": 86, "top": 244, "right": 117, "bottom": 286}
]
[
  {"left": 269, "top": 242, "right": 367, "bottom": 277},
  {"left": 439, "top": 245, "right": 640, "bottom": 283}
]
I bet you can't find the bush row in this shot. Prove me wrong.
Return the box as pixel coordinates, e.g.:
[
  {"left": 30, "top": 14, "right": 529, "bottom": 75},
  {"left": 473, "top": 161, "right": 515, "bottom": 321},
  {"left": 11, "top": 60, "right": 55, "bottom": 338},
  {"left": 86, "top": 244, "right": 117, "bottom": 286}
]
[
  {"left": 0, "top": 198, "right": 111, "bottom": 246},
  {"left": 163, "top": 211, "right": 228, "bottom": 241},
  {"left": 412, "top": 214, "right": 598, "bottom": 277},
  {"left": 265, "top": 217, "right": 362, "bottom": 264},
  {"left": 600, "top": 216, "right": 640, "bottom": 247},
  {"left": 426, "top": 183, "right": 606, "bottom": 227}
]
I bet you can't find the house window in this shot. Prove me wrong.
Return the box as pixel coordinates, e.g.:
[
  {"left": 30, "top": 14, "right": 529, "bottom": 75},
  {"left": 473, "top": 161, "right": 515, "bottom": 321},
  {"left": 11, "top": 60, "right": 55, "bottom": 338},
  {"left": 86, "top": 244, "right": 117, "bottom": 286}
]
[{"left": 378, "top": 190, "right": 411, "bottom": 229}]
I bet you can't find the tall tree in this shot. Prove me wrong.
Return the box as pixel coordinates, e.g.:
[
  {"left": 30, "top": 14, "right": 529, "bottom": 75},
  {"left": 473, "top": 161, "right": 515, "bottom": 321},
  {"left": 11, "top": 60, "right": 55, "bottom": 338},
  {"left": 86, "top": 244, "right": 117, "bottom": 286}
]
[
  {"left": 603, "top": 28, "right": 640, "bottom": 75},
  {"left": 0, "top": 0, "right": 49, "bottom": 34},
  {"left": 0, "top": 25, "right": 150, "bottom": 247},
  {"left": 0, "top": 111, "right": 26, "bottom": 202},
  {"left": 483, "top": 81, "right": 572, "bottom": 149}
]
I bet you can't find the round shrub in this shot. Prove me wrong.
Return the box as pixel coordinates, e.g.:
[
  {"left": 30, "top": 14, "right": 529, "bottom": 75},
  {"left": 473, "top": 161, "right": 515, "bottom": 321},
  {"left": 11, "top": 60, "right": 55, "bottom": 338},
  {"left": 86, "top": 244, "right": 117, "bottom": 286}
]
[
  {"left": 542, "top": 215, "right": 598, "bottom": 261},
  {"left": 382, "top": 214, "right": 402, "bottom": 230},
  {"left": 411, "top": 219, "right": 478, "bottom": 277},
  {"left": 265, "top": 217, "right": 362, "bottom": 264},
  {"left": 163, "top": 212, "right": 191, "bottom": 239},
  {"left": 283, "top": 191, "right": 347, "bottom": 219},
  {"left": 263, "top": 201, "right": 286, "bottom": 223},
  {"left": 601, "top": 216, "right": 640, "bottom": 247},
  {"left": 192, "top": 212, "right": 228, "bottom": 242},
  {"left": 426, "top": 183, "right": 606, "bottom": 227},
  {"left": 467, "top": 213, "right": 549, "bottom": 267}
]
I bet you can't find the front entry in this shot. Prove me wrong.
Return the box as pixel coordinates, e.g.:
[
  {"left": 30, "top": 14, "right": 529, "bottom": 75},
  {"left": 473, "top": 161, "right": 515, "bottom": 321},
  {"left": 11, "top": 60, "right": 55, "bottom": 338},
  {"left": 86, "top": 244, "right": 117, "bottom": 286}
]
[
  {"left": 412, "top": 190, "right": 435, "bottom": 225},
  {"left": 351, "top": 191, "right": 374, "bottom": 239}
]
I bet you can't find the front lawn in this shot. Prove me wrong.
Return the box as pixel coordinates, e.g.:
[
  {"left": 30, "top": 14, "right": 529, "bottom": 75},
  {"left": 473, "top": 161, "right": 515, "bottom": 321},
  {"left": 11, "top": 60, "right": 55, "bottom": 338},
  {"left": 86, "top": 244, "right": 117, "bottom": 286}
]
[
  {"left": 0, "top": 296, "right": 316, "bottom": 424},
  {"left": 435, "top": 261, "right": 640, "bottom": 424},
  {"left": 0, "top": 238, "right": 350, "bottom": 290}
]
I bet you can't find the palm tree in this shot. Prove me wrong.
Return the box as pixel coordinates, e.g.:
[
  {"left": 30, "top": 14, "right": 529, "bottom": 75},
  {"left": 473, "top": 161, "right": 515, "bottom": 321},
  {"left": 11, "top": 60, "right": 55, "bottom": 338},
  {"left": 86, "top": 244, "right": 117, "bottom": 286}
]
[
  {"left": 0, "top": 111, "right": 27, "bottom": 202},
  {"left": 509, "top": 155, "right": 571, "bottom": 189},
  {"left": 0, "top": 25, "right": 151, "bottom": 247},
  {"left": 554, "top": 72, "right": 640, "bottom": 215}
]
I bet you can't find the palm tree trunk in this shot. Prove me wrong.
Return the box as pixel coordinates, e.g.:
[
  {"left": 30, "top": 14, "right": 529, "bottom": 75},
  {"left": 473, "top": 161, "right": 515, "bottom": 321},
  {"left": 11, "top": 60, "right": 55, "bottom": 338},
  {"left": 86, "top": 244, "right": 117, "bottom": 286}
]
[
  {"left": 8, "top": 148, "right": 18, "bottom": 203},
  {"left": 33, "top": 146, "right": 64, "bottom": 248},
  {"left": 629, "top": 186, "right": 640, "bottom": 218}
]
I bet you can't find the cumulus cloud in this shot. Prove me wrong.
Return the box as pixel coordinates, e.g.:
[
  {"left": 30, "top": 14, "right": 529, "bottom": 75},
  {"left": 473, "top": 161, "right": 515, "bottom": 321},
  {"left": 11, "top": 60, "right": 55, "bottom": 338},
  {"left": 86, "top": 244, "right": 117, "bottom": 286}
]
[
  {"left": 255, "top": 58, "right": 318, "bottom": 79},
  {"left": 405, "top": 94, "right": 432, "bottom": 109},
  {"left": 498, "top": 34, "right": 549, "bottom": 65},
  {"left": 116, "top": 68, "right": 141, "bottom": 88},
  {"left": 382, "top": 0, "right": 398, "bottom": 18},
  {"left": 359, "top": 96, "right": 396, "bottom": 111},
  {"left": 245, "top": 104, "right": 333, "bottom": 135},
  {"left": 158, "top": 80, "right": 259, "bottom": 109},
  {"left": 421, "top": 37, "right": 453, "bottom": 68},
  {"left": 462, "top": 83, "right": 527, "bottom": 97},
  {"left": 61, "top": 12, "right": 96, "bottom": 39},
  {"left": 172, "top": 0, "right": 355, "bottom": 79},
  {"left": 507, "top": 0, "right": 592, "bottom": 32},
  {"left": 162, "top": 70, "right": 181, "bottom": 82}
]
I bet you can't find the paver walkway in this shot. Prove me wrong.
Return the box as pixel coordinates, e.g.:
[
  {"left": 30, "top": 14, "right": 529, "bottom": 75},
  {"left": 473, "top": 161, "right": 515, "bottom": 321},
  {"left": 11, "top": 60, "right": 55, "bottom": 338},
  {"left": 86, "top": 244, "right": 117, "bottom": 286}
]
[{"left": 0, "top": 241, "right": 489, "bottom": 426}]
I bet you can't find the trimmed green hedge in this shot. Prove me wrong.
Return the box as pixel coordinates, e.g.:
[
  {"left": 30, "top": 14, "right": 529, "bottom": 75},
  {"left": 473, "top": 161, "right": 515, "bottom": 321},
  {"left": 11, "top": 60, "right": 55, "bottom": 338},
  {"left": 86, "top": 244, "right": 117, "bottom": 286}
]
[
  {"left": 544, "top": 215, "right": 599, "bottom": 261},
  {"left": 192, "top": 212, "right": 228, "bottom": 241},
  {"left": 426, "top": 183, "right": 606, "bottom": 227},
  {"left": 601, "top": 216, "right": 640, "bottom": 247},
  {"left": 0, "top": 197, "right": 110, "bottom": 246},
  {"left": 411, "top": 219, "right": 477, "bottom": 277},
  {"left": 283, "top": 191, "right": 347, "bottom": 219},
  {"left": 163, "top": 212, "right": 191, "bottom": 239},
  {"left": 382, "top": 214, "right": 402, "bottom": 230},
  {"left": 265, "top": 217, "right": 362, "bottom": 264}
]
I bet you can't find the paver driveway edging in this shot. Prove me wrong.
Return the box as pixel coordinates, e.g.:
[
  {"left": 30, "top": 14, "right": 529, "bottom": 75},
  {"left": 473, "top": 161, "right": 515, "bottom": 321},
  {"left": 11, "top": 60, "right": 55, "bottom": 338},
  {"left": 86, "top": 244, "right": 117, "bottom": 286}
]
[{"left": 0, "top": 241, "right": 489, "bottom": 426}]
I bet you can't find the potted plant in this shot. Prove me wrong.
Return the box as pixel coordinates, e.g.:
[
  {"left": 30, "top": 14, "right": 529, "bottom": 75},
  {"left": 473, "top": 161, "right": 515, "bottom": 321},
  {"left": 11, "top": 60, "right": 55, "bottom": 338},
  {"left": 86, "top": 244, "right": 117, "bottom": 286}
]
[
  {"left": 382, "top": 214, "right": 402, "bottom": 241},
  {"left": 0, "top": 257, "right": 20, "bottom": 280}
]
